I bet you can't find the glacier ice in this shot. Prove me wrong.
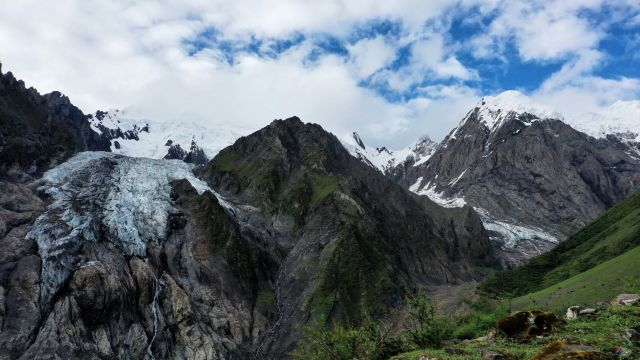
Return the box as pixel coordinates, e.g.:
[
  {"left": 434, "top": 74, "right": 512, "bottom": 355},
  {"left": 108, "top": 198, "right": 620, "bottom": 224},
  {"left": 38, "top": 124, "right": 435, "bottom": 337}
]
[{"left": 27, "top": 151, "right": 225, "bottom": 310}]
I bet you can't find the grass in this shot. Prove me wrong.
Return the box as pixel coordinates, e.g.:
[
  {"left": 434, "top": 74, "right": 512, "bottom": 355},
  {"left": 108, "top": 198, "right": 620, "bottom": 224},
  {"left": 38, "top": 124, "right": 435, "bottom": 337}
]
[
  {"left": 393, "top": 305, "right": 640, "bottom": 359},
  {"left": 511, "top": 245, "right": 640, "bottom": 313},
  {"left": 310, "top": 175, "right": 339, "bottom": 206},
  {"left": 481, "top": 189, "right": 640, "bottom": 297}
]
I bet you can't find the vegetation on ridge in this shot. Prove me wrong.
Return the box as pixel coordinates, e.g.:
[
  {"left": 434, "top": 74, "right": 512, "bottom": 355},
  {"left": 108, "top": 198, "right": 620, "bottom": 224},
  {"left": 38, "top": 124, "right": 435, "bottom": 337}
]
[{"left": 481, "top": 189, "right": 640, "bottom": 298}]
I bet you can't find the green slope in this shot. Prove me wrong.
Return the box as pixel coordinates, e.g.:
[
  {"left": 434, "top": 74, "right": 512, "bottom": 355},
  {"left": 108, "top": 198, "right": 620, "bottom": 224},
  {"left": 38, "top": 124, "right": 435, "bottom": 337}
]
[
  {"left": 511, "top": 244, "right": 640, "bottom": 312},
  {"left": 481, "top": 189, "right": 640, "bottom": 297}
]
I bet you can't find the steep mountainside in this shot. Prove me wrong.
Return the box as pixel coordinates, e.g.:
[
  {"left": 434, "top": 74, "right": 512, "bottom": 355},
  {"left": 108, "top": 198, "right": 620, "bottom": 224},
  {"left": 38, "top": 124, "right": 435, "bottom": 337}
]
[
  {"left": 481, "top": 188, "right": 640, "bottom": 299},
  {"left": 0, "top": 64, "right": 110, "bottom": 180},
  {"left": 392, "top": 92, "right": 640, "bottom": 265},
  {"left": 199, "top": 117, "right": 497, "bottom": 357}
]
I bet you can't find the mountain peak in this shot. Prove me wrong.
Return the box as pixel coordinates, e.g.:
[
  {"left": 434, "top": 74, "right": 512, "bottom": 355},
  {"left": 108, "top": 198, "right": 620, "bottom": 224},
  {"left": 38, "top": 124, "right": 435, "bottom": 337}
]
[{"left": 476, "top": 90, "right": 563, "bottom": 131}]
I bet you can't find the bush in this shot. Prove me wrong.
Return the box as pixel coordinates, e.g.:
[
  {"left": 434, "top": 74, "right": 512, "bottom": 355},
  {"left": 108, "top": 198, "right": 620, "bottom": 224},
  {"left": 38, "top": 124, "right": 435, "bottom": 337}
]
[
  {"left": 452, "top": 297, "right": 509, "bottom": 340},
  {"left": 292, "top": 314, "right": 410, "bottom": 360},
  {"left": 403, "top": 294, "right": 453, "bottom": 349},
  {"left": 294, "top": 294, "right": 457, "bottom": 358}
]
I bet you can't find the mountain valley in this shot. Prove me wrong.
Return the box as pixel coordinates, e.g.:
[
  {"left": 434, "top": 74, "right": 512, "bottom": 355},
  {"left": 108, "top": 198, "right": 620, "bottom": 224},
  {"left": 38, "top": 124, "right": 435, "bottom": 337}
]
[{"left": 1, "top": 64, "right": 639, "bottom": 360}]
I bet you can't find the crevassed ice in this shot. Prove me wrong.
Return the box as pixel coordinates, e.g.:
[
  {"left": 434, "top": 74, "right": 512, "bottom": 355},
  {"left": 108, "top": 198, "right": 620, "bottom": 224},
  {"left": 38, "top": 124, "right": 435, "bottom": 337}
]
[
  {"left": 473, "top": 206, "right": 558, "bottom": 249},
  {"left": 27, "top": 151, "right": 227, "bottom": 310},
  {"left": 482, "top": 219, "right": 558, "bottom": 249}
]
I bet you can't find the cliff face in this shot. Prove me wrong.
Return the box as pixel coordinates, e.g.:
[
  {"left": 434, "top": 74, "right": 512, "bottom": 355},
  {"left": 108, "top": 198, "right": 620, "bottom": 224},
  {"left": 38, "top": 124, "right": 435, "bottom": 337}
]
[
  {"left": 396, "top": 104, "right": 640, "bottom": 265},
  {"left": 0, "top": 64, "right": 110, "bottom": 181}
]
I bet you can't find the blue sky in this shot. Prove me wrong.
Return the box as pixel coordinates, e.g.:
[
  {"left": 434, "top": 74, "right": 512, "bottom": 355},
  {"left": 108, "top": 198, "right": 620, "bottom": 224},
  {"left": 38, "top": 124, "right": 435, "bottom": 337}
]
[{"left": 1, "top": 0, "right": 639, "bottom": 147}]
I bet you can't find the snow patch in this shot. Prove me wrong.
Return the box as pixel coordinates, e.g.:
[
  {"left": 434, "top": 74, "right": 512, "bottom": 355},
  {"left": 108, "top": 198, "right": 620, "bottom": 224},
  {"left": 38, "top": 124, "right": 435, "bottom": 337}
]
[
  {"left": 409, "top": 178, "right": 467, "bottom": 208},
  {"left": 343, "top": 132, "right": 437, "bottom": 173}
]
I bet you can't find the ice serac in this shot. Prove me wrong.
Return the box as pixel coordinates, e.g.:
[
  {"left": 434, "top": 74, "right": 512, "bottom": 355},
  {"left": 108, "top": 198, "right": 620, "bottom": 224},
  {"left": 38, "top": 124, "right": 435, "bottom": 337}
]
[
  {"left": 392, "top": 92, "right": 640, "bottom": 265},
  {"left": 88, "top": 109, "right": 249, "bottom": 165},
  {"left": 27, "top": 152, "right": 216, "bottom": 310}
]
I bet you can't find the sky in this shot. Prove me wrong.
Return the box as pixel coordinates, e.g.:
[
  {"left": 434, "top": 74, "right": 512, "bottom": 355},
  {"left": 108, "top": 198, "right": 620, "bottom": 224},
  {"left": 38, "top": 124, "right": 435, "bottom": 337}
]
[{"left": 1, "top": 0, "right": 639, "bottom": 148}]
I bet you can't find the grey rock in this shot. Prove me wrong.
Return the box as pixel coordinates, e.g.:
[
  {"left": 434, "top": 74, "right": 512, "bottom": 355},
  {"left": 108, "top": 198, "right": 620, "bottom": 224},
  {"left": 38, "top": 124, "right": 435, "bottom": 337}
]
[
  {"left": 392, "top": 109, "right": 640, "bottom": 265},
  {"left": 480, "top": 349, "right": 506, "bottom": 360},
  {"left": 613, "top": 293, "right": 640, "bottom": 306}
]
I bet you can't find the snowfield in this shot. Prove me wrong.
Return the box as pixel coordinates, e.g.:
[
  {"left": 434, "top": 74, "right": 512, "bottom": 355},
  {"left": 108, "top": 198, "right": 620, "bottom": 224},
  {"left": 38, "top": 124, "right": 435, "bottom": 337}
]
[{"left": 90, "top": 110, "right": 252, "bottom": 160}]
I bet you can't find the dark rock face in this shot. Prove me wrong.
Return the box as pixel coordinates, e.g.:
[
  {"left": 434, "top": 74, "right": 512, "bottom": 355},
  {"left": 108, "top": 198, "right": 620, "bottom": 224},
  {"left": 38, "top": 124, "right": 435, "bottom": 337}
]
[
  {"left": 164, "top": 142, "right": 188, "bottom": 160},
  {"left": 398, "top": 108, "right": 640, "bottom": 265},
  {"left": 164, "top": 139, "right": 209, "bottom": 165},
  {"left": 199, "top": 117, "right": 498, "bottom": 357},
  {"left": 90, "top": 109, "right": 149, "bottom": 143},
  {"left": 0, "top": 153, "right": 265, "bottom": 359},
  {"left": 0, "top": 64, "right": 110, "bottom": 181}
]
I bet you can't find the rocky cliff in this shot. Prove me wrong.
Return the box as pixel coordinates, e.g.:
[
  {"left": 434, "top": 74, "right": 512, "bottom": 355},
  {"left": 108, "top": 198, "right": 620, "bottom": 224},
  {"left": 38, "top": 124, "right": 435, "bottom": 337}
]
[
  {"left": 394, "top": 93, "right": 640, "bottom": 265},
  {"left": 0, "top": 64, "right": 110, "bottom": 181}
]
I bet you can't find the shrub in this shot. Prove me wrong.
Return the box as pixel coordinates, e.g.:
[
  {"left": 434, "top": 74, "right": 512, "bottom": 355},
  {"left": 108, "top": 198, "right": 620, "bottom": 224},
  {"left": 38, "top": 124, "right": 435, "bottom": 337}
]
[
  {"left": 452, "top": 297, "right": 508, "bottom": 340},
  {"left": 403, "top": 294, "right": 453, "bottom": 349},
  {"left": 292, "top": 314, "right": 408, "bottom": 360}
]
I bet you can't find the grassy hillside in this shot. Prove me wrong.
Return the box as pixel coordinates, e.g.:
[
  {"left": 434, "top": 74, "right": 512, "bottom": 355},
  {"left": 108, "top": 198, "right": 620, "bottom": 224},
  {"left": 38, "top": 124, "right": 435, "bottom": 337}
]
[
  {"left": 392, "top": 305, "right": 640, "bottom": 360},
  {"left": 481, "top": 189, "right": 640, "bottom": 297},
  {"left": 511, "top": 245, "right": 640, "bottom": 312}
]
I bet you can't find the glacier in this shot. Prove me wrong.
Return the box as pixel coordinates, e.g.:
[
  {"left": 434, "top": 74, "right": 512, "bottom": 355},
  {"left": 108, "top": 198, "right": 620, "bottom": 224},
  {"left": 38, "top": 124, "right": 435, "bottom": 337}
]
[{"left": 27, "top": 151, "right": 225, "bottom": 310}]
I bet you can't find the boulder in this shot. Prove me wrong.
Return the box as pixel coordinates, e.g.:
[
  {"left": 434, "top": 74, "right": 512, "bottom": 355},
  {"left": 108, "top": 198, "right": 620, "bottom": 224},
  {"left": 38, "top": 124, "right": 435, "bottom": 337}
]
[
  {"left": 531, "top": 339, "right": 612, "bottom": 359},
  {"left": 480, "top": 349, "right": 507, "bottom": 359},
  {"left": 623, "top": 327, "right": 639, "bottom": 346},
  {"left": 497, "top": 311, "right": 564, "bottom": 340},
  {"left": 566, "top": 306, "right": 597, "bottom": 320},
  {"left": 612, "top": 294, "right": 640, "bottom": 306}
]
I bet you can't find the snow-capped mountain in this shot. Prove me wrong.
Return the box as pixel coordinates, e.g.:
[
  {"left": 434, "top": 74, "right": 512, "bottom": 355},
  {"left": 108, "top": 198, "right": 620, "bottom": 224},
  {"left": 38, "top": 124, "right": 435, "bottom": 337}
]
[
  {"left": 389, "top": 91, "right": 640, "bottom": 265},
  {"left": 341, "top": 132, "right": 437, "bottom": 174},
  {"left": 572, "top": 100, "right": 640, "bottom": 152},
  {"left": 449, "top": 90, "right": 563, "bottom": 137},
  {"left": 88, "top": 110, "right": 251, "bottom": 164}
]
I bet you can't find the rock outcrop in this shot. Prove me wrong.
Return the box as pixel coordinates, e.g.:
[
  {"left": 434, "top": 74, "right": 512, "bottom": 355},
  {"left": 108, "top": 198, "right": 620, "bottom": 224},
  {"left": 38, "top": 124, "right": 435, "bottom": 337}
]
[{"left": 0, "top": 64, "right": 110, "bottom": 181}]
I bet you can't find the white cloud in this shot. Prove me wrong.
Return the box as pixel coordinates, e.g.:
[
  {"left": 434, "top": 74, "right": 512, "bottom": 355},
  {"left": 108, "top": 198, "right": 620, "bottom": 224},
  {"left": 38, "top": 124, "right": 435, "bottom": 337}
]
[
  {"left": 0, "top": 0, "right": 637, "bottom": 150},
  {"left": 347, "top": 37, "right": 397, "bottom": 78},
  {"left": 372, "top": 33, "right": 477, "bottom": 92}
]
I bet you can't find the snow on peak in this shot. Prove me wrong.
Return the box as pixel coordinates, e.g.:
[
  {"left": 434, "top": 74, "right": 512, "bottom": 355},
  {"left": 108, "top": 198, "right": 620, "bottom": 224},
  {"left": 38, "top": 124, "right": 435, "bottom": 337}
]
[
  {"left": 409, "top": 177, "right": 467, "bottom": 208},
  {"left": 571, "top": 100, "right": 640, "bottom": 145},
  {"left": 342, "top": 132, "right": 437, "bottom": 172},
  {"left": 476, "top": 90, "right": 563, "bottom": 131},
  {"left": 89, "top": 110, "right": 251, "bottom": 161}
]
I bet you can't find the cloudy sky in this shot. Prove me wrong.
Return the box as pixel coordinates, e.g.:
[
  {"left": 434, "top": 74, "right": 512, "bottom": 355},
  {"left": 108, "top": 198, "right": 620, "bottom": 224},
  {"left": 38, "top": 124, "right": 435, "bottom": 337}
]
[{"left": 1, "top": 0, "right": 639, "bottom": 147}]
